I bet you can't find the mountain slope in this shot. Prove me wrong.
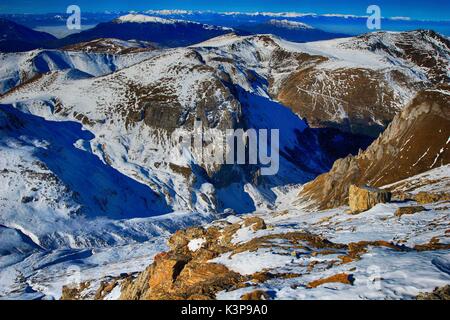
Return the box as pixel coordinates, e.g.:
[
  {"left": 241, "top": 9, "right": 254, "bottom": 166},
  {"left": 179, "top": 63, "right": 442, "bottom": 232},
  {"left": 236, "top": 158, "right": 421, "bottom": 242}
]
[
  {"left": 237, "top": 19, "right": 349, "bottom": 42},
  {"left": 271, "top": 30, "right": 450, "bottom": 136},
  {"left": 2, "top": 31, "right": 448, "bottom": 215},
  {"left": 61, "top": 38, "right": 159, "bottom": 54},
  {"left": 55, "top": 14, "right": 234, "bottom": 48},
  {"left": 0, "top": 18, "right": 56, "bottom": 53},
  {"left": 0, "top": 48, "right": 158, "bottom": 95},
  {"left": 193, "top": 31, "right": 450, "bottom": 137},
  {"left": 299, "top": 86, "right": 450, "bottom": 210},
  {"left": 0, "top": 35, "right": 375, "bottom": 216}
]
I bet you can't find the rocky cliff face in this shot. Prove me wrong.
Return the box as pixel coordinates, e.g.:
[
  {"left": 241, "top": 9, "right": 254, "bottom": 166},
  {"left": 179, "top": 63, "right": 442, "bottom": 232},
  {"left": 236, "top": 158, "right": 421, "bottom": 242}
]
[{"left": 299, "top": 86, "right": 450, "bottom": 210}]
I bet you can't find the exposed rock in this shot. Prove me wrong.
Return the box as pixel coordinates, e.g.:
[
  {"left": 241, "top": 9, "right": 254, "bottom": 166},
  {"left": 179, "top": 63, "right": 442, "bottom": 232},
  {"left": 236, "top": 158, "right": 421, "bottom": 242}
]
[
  {"left": 339, "top": 240, "right": 404, "bottom": 264},
  {"left": 61, "top": 281, "right": 91, "bottom": 300},
  {"left": 243, "top": 216, "right": 267, "bottom": 231},
  {"left": 349, "top": 185, "right": 391, "bottom": 214},
  {"left": 414, "top": 237, "right": 450, "bottom": 251},
  {"left": 94, "top": 280, "right": 119, "bottom": 300},
  {"left": 415, "top": 192, "right": 450, "bottom": 204},
  {"left": 416, "top": 285, "right": 450, "bottom": 300},
  {"left": 307, "top": 273, "right": 355, "bottom": 288},
  {"left": 395, "top": 206, "right": 426, "bottom": 217},
  {"left": 119, "top": 225, "right": 246, "bottom": 300},
  {"left": 241, "top": 290, "right": 271, "bottom": 300},
  {"left": 300, "top": 87, "right": 450, "bottom": 210}
]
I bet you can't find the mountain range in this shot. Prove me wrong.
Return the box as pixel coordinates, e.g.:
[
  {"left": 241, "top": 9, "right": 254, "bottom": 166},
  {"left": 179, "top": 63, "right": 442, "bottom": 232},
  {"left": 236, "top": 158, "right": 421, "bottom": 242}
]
[
  {"left": 0, "top": 13, "right": 449, "bottom": 300},
  {"left": 0, "top": 13, "right": 350, "bottom": 53}
]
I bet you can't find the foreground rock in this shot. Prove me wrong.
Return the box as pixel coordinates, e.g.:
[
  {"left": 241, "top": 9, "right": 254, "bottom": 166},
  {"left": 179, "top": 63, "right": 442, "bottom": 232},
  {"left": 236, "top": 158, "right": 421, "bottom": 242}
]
[
  {"left": 349, "top": 185, "right": 392, "bottom": 213},
  {"left": 113, "top": 216, "right": 357, "bottom": 300},
  {"left": 119, "top": 217, "right": 270, "bottom": 300}
]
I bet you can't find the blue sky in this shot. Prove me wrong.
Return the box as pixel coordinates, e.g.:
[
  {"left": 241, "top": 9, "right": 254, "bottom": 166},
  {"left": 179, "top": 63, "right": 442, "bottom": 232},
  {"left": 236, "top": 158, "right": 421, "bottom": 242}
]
[{"left": 1, "top": 0, "right": 449, "bottom": 21}]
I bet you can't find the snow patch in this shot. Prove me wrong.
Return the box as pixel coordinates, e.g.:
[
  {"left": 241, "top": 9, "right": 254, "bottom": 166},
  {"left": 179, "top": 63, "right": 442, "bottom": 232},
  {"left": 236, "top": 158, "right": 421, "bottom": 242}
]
[{"left": 188, "top": 238, "right": 206, "bottom": 252}]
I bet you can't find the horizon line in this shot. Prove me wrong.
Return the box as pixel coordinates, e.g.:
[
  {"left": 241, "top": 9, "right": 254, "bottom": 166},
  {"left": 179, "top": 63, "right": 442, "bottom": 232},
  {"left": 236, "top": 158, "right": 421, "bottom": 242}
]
[{"left": 1, "top": 9, "right": 450, "bottom": 23}]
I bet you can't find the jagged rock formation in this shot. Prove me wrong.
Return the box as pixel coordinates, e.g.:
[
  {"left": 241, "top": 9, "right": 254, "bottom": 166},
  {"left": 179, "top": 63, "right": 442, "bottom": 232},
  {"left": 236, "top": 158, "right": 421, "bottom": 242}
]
[
  {"left": 348, "top": 185, "right": 391, "bottom": 213},
  {"left": 300, "top": 87, "right": 450, "bottom": 210}
]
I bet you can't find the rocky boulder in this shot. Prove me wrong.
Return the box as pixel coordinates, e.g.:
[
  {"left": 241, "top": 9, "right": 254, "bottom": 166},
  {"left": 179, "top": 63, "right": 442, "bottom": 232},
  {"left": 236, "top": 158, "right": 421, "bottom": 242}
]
[{"left": 349, "top": 185, "right": 391, "bottom": 214}]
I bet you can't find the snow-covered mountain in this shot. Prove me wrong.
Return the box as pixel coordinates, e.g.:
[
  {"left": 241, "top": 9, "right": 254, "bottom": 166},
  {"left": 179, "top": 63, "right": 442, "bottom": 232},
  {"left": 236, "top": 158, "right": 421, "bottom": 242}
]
[
  {"left": 236, "top": 19, "right": 349, "bottom": 42},
  {"left": 0, "top": 47, "right": 159, "bottom": 95},
  {"left": 56, "top": 14, "right": 235, "bottom": 48},
  {"left": 267, "top": 30, "right": 450, "bottom": 136},
  {"left": 1, "top": 31, "right": 448, "bottom": 218}
]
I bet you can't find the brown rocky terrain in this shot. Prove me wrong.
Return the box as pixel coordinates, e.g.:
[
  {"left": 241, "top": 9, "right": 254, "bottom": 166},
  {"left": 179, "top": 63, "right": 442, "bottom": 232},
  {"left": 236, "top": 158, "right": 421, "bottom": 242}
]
[
  {"left": 299, "top": 86, "right": 450, "bottom": 210},
  {"left": 64, "top": 209, "right": 450, "bottom": 300},
  {"left": 116, "top": 216, "right": 349, "bottom": 300},
  {"left": 270, "top": 31, "right": 450, "bottom": 136}
]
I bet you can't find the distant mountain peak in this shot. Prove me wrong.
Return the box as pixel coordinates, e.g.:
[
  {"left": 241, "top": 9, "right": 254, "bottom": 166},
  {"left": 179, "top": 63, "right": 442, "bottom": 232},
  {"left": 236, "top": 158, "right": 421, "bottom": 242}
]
[
  {"left": 115, "top": 14, "right": 177, "bottom": 24},
  {"left": 267, "top": 19, "right": 314, "bottom": 30}
]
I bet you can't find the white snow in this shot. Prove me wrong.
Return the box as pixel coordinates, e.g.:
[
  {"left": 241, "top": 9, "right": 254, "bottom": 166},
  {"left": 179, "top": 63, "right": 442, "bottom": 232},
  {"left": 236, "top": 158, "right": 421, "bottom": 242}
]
[
  {"left": 267, "top": 19, "right": 313, "bottom": 29},
  {"left": 188, "top": 238, "right": 206, "bottom": 252},
  {"left": 211, "top": 249, "right": 295, "bottom": 275},
  {"left": 116, "top": 14, "right": 176, "bottom": 24}
]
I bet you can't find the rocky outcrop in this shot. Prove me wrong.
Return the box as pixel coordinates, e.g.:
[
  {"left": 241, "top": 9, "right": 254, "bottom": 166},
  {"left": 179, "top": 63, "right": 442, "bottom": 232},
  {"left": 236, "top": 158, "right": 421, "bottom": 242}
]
[
  {"left": 394, "top": 206, "right": 426, "bottom": 217},
  {"left": 348, "top": 185, "right": 391, "bottom": 213},
  {"left": 307, "top": 273, "right": 355, "bottom": 288},
  {"left": 299, "top": 87, "right": 450, "bottom": 210},
  {"left": 87, "top": 214, "right": 450, "bottom": 300},
  {"left": 241, "top": 290, "right": 271, "bottom": 300},
  {"left": 416, "top": 285, "right": 450, "bottom": 300},
  {"left": 115, "top": 216, "right": 351, "bottom": 300},
  {"left": 415, "top": 192, "right": 450, "bottom": 204},
  {"left": 119, "top": 218, "right": 264, "bottom": 300}
]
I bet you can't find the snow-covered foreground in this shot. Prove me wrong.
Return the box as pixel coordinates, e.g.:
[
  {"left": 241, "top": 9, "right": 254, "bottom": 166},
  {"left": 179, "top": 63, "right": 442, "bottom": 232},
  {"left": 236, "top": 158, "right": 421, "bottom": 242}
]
[
  {"left": 212, "top": 200, "right": 449, "bottom": 299},
  {"left": 1, "top": 167, "right": 448, "bottom": 300}
]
